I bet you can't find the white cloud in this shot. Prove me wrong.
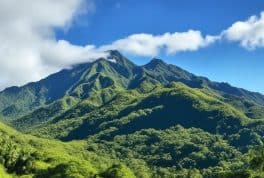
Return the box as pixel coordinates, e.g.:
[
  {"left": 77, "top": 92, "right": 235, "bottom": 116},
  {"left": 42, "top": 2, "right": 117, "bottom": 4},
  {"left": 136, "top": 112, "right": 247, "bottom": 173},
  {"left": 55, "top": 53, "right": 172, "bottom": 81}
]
[
  {"left": 1, "top": 0, "right": 263, "bottom": 91},
  {"left": 222, "top": 11, "right": 264, "bottom": 49},
  {"left": 0, "top": 0, "right": 107, "bottom": 90},
  {"left": 100, "top": 11, "right": 264, "bottom": 57},
  {"left": 0, "top": 0, "right": 222, "bottom": 90},
  {"left": 100, "top": 30, "right": 217, "bottom": 56}
]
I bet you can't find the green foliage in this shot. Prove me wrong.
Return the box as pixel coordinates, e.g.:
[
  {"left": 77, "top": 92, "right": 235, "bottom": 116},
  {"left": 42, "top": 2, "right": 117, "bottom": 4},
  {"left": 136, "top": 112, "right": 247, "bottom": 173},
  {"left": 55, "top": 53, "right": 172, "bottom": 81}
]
[
  {"left": 101, "top": 164, "right": 136, "bottom": 178},
  {"left": 12, "top": 96, "right": 77, "bottom": 131},
  {"left": 86, "top": 126, "right": 243, "bottom": 176},
  {"left": 37, "top": 160, "right": 96, "bottom": 178},
  {"left": 0, "top": 165, "right": 12, "bottom": 178},
  {"left": 1, "top": 51, "right": 264, "bottom": 177},
  {"left": 0, "top": 122, "right": 139, "bottom": 178},
  {"left": 23, "top": 82, "right": 250, "bottom": 141}
]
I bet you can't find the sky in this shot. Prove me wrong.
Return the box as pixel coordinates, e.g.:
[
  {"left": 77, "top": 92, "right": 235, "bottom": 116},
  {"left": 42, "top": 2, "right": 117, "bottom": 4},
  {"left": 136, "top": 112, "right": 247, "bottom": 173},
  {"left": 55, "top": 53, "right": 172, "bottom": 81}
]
[{"left": 1, "top": 0, "right": 264, "bottom": 93}]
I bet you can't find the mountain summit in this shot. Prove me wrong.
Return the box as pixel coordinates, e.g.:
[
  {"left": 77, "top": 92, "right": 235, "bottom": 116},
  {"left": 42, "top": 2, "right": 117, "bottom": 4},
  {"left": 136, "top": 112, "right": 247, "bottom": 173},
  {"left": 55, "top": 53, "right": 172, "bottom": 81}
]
[
  {"left": 0, "top": 50, "right": 263, "bottom": 120},
  {"left": 145, "top": 58, "right": 166, "bottom": 67}
]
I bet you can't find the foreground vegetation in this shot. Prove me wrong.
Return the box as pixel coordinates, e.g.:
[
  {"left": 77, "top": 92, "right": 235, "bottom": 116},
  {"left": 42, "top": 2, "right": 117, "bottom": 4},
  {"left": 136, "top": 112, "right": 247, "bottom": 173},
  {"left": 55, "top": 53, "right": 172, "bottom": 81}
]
[
  {"left": 2, "top": 121, "right": 264, "bottom": 177},
  {"left": 0, "top": 123, "right": 139, "bottom": 177}
]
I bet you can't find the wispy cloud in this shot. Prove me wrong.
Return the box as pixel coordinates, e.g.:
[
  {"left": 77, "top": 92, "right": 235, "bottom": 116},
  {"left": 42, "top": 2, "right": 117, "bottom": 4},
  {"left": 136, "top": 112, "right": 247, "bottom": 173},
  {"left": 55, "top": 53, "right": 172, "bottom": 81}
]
[
  {"left": 100, "top": 30, "right": 217, "bottom": 56},
  {"left": 222, "top": 11, "right": 264, "bottom": 49},
  {"left": 101, "top": 11, "right": 264, "bottom": 56}
]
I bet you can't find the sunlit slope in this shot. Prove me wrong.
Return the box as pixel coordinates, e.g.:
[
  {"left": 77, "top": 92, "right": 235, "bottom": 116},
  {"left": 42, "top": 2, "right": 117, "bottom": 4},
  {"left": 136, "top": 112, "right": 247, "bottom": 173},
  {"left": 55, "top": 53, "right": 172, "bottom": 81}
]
[
  {"left": 0, "top": 122, "right": 137, "bottom": 178},
  {"left": 26, "top": 83, "right": 250, "bottom": 142}
]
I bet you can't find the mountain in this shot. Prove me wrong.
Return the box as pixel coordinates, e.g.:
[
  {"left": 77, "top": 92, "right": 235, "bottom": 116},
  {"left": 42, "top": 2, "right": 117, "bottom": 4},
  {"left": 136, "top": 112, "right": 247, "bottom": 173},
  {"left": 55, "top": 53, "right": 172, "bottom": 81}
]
[
  {"left": 0, "top": 50, "right": 263, "bottom": 126},
  {"left": 1, "top": 50, "right": 264, "bottom": 177},
  {"left": 1, "top": 50, "right": 264, "bottom": 121}
]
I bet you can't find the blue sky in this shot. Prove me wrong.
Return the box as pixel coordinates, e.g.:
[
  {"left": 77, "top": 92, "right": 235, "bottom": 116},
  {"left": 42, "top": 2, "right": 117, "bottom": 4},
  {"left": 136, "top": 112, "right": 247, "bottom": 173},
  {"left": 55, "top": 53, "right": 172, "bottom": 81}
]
[
  {"left": 54, "top": 0, "right": 264, "bottom": 93},
  {"left": 0, "top": 0, "right": 263, "bottom": 93}
]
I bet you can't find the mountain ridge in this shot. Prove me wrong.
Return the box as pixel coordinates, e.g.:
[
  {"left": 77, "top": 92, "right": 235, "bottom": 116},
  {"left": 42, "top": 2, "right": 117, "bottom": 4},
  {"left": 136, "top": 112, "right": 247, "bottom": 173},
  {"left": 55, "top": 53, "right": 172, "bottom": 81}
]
[{"left": 0, "top": 50, "right": 263, "bottom": 121}]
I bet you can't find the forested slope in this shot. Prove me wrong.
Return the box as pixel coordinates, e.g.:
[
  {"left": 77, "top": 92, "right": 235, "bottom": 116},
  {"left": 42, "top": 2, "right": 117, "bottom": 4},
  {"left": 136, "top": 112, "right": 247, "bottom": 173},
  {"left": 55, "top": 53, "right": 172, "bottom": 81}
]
[{"left": 1, "top": 51, "right": 264, "bottom": 177}]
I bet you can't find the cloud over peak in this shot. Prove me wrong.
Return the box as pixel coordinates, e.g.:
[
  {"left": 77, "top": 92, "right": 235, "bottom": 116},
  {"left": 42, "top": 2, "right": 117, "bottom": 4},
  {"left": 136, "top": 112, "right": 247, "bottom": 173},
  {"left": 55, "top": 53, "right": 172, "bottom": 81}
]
[{"left": 101, "top": 30, "right": 217, "bottom": 56}]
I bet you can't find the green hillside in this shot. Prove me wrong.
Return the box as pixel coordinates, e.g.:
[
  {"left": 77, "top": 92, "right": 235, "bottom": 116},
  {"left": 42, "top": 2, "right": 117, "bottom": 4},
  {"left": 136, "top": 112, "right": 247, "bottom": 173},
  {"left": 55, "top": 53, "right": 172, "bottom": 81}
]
[
  {"left": 23, "top": 82, "right": 249, "bottom": 139},
  {"left": 0, "top": 122, "right": 140, "bottom": 178},
  {"left": 2, "top": 119, "right": 264, "bottom": 177},
  {"left": 1, "top": 51, "right": 264, "bottom": 177}
]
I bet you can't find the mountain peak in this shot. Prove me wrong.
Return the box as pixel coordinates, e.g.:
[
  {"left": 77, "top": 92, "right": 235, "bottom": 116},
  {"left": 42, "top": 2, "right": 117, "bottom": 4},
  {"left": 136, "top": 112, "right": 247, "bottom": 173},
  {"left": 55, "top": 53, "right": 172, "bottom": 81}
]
[
  {"left": 107, "top": 50, "right": 123, "bottom": 57},
  {"left": 144, "top": 58, "right": 166, "bottom": 69},
  {"left": 106, "top": 50, "right": 136, "bottom": 68},
  {"left": 106, "top": 50, "right": 124, "bottom": 62},
  {"left": 151, "top": 58, "right": 165, "bottom": 64}
]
